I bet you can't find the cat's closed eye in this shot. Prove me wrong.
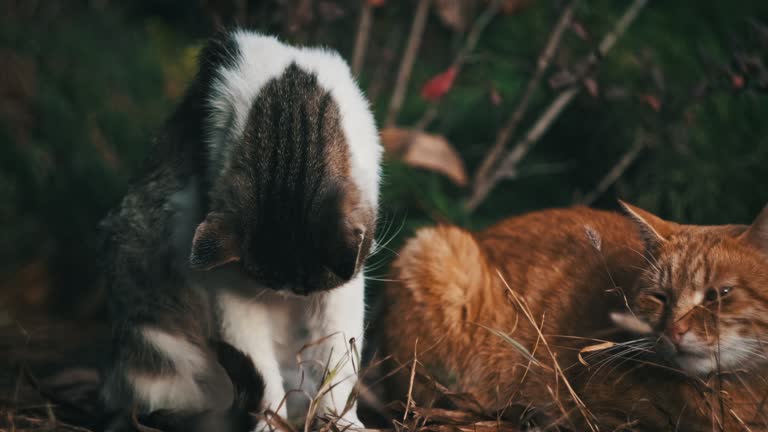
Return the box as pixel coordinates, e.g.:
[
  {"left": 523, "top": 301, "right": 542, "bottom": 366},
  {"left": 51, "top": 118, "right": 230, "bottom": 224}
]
[
  {"left": 648, "top": 291, "right": 668, "bottom": 305},
  {"left": 704, "top": 285, "right": 733, "bottom": 303}
]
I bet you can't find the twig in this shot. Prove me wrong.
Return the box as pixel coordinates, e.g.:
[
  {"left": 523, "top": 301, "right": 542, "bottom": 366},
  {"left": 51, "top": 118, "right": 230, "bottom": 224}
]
[
  {"left": 384, "top": 0, "right": 432, "bottom": 127},
  {"left": 351, "top": 1, "right": 374, "bottom": 77},
  {"left": 454, "top": 0, "right": 504, "bottom": 69},
  {"left": 367, "top": 30, "right": 402, "bottom": 104},
  {"left": 497, "top": 271, "right": 598, "bottom": 431},
  {"left": 403, "top": 339, "right": 419, "bottom": 423},
  {"left": 412, "top": 0, "right": 504, "bottom": 132},
  {"left": 579, "top": 131, "right": 646, "bottom": 205},
  {"left": 466, "top": 0, "right": 649, "bottom": 212},
  {"left": 468, "top": 0, "right": 577, "bottom": 210}
]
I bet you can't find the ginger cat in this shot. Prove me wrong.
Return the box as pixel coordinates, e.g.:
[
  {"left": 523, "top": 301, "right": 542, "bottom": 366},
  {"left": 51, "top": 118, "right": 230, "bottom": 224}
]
[{"left": 379, "top": 203, "right": 768, "bottom": 431}]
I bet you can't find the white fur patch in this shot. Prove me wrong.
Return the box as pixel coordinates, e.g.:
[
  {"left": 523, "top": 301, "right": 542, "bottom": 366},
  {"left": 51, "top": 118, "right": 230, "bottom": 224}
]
[
  {"left": 206, "top": 30, "right": 382, "bottom": 210},
  {"left": 142, "top": 327, "right": 208, "bottom": 373},
  {"left": 129, "top": 372, "right": 206, "bottom": 412},
  {"left": 128, "top": 327, "right": 209, "bottom": 411}
]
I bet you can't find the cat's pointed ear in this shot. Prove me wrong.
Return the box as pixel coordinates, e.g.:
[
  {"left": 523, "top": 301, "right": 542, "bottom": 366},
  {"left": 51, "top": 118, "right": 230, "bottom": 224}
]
[
  {"left": 619, "top": 200, "right": 678, "bottom": 251},
  {"left": 741, "top": 204, "right": 768, "bottom": 254},
  {"left": 189, "top": 213, "right": 241, "bottom": 271}
]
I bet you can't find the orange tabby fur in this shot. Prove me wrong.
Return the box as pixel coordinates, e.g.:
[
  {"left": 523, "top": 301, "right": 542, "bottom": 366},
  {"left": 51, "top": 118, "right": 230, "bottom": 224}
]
[{"left": 380, "top": 204, "right": 768, "bottom": 431}]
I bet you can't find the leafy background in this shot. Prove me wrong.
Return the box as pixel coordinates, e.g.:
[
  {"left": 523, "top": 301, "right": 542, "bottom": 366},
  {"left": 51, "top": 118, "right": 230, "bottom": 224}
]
[{"left": 1, "top": 0, "right": 767, "bottom": 323}]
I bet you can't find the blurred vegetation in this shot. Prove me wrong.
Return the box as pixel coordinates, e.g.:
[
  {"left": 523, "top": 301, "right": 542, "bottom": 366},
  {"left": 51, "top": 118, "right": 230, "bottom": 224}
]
[{"left": 0, "top": 0, "right": 766, "bottom": 318}]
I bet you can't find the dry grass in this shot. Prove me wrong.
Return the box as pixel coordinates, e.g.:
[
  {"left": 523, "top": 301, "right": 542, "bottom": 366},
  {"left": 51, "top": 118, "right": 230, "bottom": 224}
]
[{"left": 0, "top": 318, "right": 524, "bottom": 432}]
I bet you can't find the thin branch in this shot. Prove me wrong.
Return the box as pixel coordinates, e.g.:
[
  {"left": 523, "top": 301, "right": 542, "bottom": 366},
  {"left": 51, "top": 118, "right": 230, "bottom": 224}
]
[
  {"left": 466, "top": 0, "right": 649, "bottom": 212},
  {"left": 367, "top": 30, "right": 402, "bottom": 104},
  {"left": 580, "top": 131, "right": 646, "bottom": 206},
  {"left": 469, "top": 1, "right": 577, "bottom": 206},
  {"left": 351, "top": 1, "right": 374, "bottom": 77},
  {"left": 496, "top": 86, "right": 579, "bottom": 179},
  {"left": 385, "top": 0, "right": 432, "bottom": 127},
  {"left": 406, "top": 0, "right": 503, "bottom": 134},
  {"left": 454, "top": 0, "right": 504, "bottom": 69}
]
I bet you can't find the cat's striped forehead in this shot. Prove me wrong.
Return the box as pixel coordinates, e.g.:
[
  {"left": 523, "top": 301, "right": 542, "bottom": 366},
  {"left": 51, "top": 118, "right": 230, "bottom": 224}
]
[
  {"left": 648, "top": 227, "right": 750, "bottom": 296},
  {"left": 203, "top": 30, "right": 381, "bottom": 209}
]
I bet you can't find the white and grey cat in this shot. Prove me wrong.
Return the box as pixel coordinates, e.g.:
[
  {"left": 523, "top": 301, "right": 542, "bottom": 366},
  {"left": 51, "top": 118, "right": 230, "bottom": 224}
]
[{"left": 99, "top": 30, "right": 381, "bottom": 431}]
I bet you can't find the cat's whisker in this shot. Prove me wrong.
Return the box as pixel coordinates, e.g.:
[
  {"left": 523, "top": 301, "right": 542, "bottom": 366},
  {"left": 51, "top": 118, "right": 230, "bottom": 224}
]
[
  {"left": 363, "top": 276, "right": 400, "bottom": 283},
  {"left": 584, "top": 341, "right": 654, "bottom": 383},
  {"left": 370, "top": 212, "right": 407, "bottom": 258}
]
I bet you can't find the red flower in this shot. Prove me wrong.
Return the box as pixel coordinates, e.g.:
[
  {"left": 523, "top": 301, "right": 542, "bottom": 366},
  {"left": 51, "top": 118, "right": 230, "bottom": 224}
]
[{"left": 421, "top": 66, "right": 458, "bottom": 102}]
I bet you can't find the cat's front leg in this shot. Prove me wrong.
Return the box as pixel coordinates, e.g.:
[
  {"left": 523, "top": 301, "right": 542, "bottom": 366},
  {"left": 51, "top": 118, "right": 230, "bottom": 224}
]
[
  {"left": 306, "top": 274, "right": 365, "bottom": 428},
  {"left": 218, "top": 292, "right": 288, "bottom": 424}
]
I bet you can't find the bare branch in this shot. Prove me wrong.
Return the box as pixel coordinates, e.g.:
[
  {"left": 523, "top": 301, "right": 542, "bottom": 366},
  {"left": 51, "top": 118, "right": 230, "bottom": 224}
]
[
  {"left": 351, "top": 1, "right": 374, "bottom": 77},
  {"left": 468, "top": 0, "right": 577, "bottom": 209},
  {"left": 385, "top": 0, "right": 432, "bottom": 127},
  {"left": 466, "top": 0, "right": 649, "bottom": 212},
  {"left": 454, "top": 0, "right": 504, "bottom": 69},
  {"left": 411, "top": 0, "right": 503, "bottom": 133},
  {"left": 580, "top": 131, "right": 646, "bottom": 206}
]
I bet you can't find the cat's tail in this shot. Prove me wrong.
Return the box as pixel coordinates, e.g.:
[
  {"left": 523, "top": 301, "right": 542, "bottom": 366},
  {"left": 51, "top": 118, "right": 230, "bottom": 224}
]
[
  {"left": 391, "top": 225, "right": 491, "bottom": 324},
  {"left": 132, "top": 341, "right": 265, "bottom": 432}
]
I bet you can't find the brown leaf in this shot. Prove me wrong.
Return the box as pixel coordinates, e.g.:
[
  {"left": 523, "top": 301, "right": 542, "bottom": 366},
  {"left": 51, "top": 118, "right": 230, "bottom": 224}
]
[
  {"left": 0, "top": 49, "right": 37, "bottom": 145},
  {"left": 570, "top": 20, "right": 590, "bottom": 41},
  {"left": 639, "top": 93, "right": 662, "bottom": 112},
  {"left": 381, "top": 127, "right": 468, "bottom": 186},
  {"left": 435, "top": 0, "right": 474, "bottom": 31},
  {"left": 500, "top": 0, "right": 530, "bottom": 15},
  {"left": 489, "top": 84, "right": 502, "bottom": 106},
  {"left": 88, "top": 115, "right": 121, "bottom": 172},
  {"left": 584, "top": 77, "right": 599, "bottom": 98}
]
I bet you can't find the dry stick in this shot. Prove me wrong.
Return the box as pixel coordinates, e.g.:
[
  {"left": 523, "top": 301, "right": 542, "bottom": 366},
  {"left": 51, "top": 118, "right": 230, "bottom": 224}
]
[
  {"left": 351, "top": 1, "right": 374, "bottom": 77},
  {"left": 579, "top": 132, "right": 646, "bottom": 205},
  {"left": 454, "top": 0, "right": 504, "bottom": 68},
  {"left": 384, "top": 0, "right": 432, "bottom": 127},
  {"left": 466, "top": 0, "right": 649, "bottom": 212},
  {"left": 468, "top": 0, "right": 577, "bottom": 211},
  {"left": 410, "top": 0, "right": 504, "bottom": 132},
  {"left": 497, "top": 271, "right": 598, "bottom": 432}
]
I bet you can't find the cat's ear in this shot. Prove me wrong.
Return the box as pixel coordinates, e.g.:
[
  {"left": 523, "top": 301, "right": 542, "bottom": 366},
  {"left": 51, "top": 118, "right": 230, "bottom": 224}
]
[
  {"left": 189, "top": 213, "right": 241, "bottom": 271},
  {"left": 741, "top": 204, "right": 768, "bottom": 254},
  {"left": 619, "top": 200, "right": 678, "bottom": 251}
]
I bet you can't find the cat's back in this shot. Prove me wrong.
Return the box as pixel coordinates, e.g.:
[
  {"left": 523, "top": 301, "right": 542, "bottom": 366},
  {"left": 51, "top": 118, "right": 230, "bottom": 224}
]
[
  {"left": 380, "top": 206, "right": 644, "bottom": 409},
  {"left": 388, "top": 206, "right": 641, "bottom": 306},
  {"left": 478, "top": 206, "right": 642, "bottom": 281}
]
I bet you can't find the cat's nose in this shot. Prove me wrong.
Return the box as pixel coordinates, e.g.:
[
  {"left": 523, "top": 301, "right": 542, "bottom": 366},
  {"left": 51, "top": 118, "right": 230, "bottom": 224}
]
[{"left": 666, "top": 318, "right": 692, "bottom": 345}]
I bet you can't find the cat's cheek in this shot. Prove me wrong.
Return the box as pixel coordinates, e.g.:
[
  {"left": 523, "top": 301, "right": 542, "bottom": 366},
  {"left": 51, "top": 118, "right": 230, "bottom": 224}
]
[{"left": 633, "top": 301, "right": 663, "bottom": 329}]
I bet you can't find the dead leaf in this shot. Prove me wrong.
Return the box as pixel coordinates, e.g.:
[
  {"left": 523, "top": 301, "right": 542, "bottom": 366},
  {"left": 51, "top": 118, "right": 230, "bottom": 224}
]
[
  {"left": 381, "top": 127, "right": 468, "bottom": 186},
  {"left": 578, "top": 341, "right": 616, "bottom": 367},
  {"left": 489, "top": 84, "right": 502, "bottom": 106},
  {"left": 0, "top": 49, "right": 37, "bottom": 145},
  {"left": 584, "top": 77, "right": 599, "bottom": 98},
  {"left": 499, "top": 0, "right": 530, "bottom": 15},
  {"left": 0, "top": 259, "right": 51, "bottom": 310},
  {"left": 88, "top": 115, "right": 121, "bottom": 172},
  {"left": 731, "top": 74, "right": 745, "bottom": 89},
  {"left": 368, "top": 0, "right": 385, "bottom": 6},
  {"left": 435, "top": 0, "right": 474, "bottom": 31},
  {"left": 639, "top": 94, "right": 662, "bottom": 112},
  {"left": 421, "top": 66, "right": 458, "bottom": 102},
  {"left": 570, "top": 19, "right": 590, "bottom": 41}
]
